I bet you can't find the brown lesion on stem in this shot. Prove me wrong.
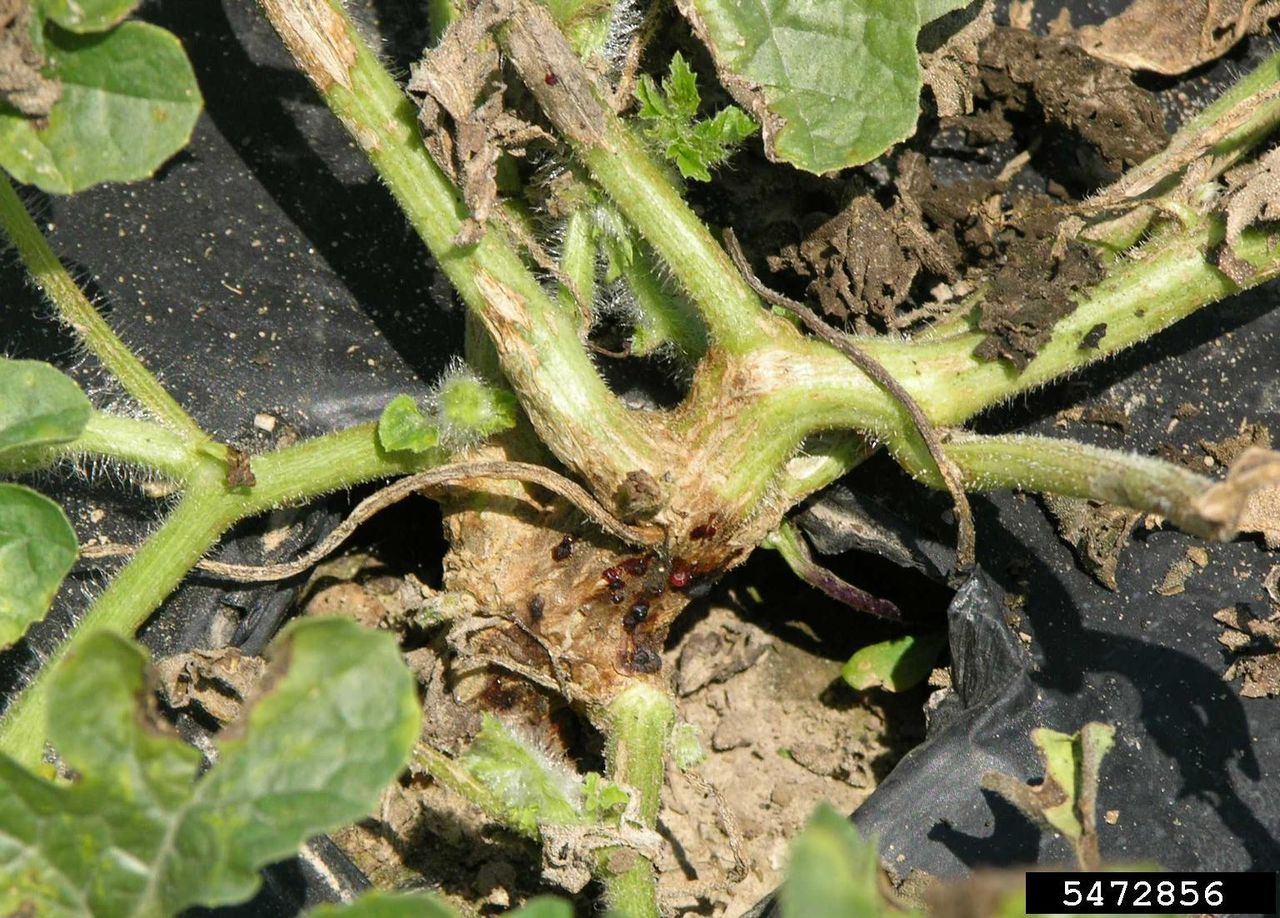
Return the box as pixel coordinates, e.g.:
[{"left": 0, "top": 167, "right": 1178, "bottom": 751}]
[
  {"left": 257, "top": 0, "right": 356, "bottom": 93},
  {"left": 498, "top": 0, "right": 610, "bottom": 146}
]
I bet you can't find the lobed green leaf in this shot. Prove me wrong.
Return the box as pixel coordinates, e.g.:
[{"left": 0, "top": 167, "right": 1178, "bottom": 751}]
[
  {"left": 0, "top": 618, "right": 421, "bottom": 917},
  {"left": 378, "top": 394, "right": 441, "bottom": 454},
  {"left": 635, "top": 51, "right": 757, "bottom": 182},
  {"left": 0, "top": 22, "right": 202, "bottom": 194}
]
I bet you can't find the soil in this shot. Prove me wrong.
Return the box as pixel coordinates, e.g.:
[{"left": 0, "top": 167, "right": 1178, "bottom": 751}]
[
  {"left": 759, "top": 20, "right": 1166, "bottom": 358},
  {"left": 238, "top": 549, "right": 928, "bottom": 916}
]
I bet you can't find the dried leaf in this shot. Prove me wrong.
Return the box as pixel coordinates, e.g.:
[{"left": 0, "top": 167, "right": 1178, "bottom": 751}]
[
  {"left": 1156, "top": 546, "right": 1210, "bottom": 597},
  {"left": 1193, "top": 447, "right": 1280, "bottom": 543},
  {"left": 982, "top": 722, "right": 1115, "bottom": 870},
  {"left": 920, "top": 0, "right": 994, "bottom": 119},
  {"left": 408, "top": 0, "right": 519, "bottom": 245},
  {"left": 1076, "top": 0, "right": 1280, "bottom": 76},
  {"left": 1219, "top": 148, "right": 1280, "bottom": 280},
  {"left": 0, "top": 0, "right": 59, "bottom": 118},
  {"left": 155, "top": 648, "right": 268, "bottom": 725},
  {"left": 1042, "top": 495, "right": 1141, "bottom": 591}
]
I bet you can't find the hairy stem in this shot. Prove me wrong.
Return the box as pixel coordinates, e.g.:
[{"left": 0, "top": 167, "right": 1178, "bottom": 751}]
[
  {"left": 558, "top": 207, "right": 597, "bottom": 325},
  {"left": 0, "top": 412, "right": 199, "bottom": 481},
  {"left": 597, "top": 682, "right": 674, "bottom": 918},
  {"left": 623, "top": 236, "right": 707, "bottom": 360},
  {"left": 718, "top": 214, "right": 1280, "bottom": 510},
  {"left": 499, "top": 0, "right": 777, "bottom": 354},
  {"left": 935, "top": 434, "right": 1226, "bottom": 538},
  {"left": 0, "top": 177, "right": 208, "bottom": 444},
  {"left": 0, "top": 423, "right": 432, "bottom": 766},
  {"left": 256, "top": 0, "right": 656, "bottom": 499}
]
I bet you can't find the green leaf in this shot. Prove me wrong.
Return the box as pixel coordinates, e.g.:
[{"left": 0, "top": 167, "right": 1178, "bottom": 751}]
[
  {"left": 669, "top": 721, "right": 706, "bottom": 770},
  {"left": 435, "top": 371, "right": 519, "bottom": 444},
  {"left": 665, "top": 52, "right": 701, "bottom": 119},
  {"left": 918, "top": 0, "right": 974, "bottom": 23},
  {"left": 461, "top": 714, "right": 585, "bottom": 835},
  {"left": 543, "top": 0, "right": 617, "bottom": 57},
  {"left": 634, "top": 52, "right": 757, "bottom": 182},
  {"left": 582, "top": 771, "right": 630, "bottom": 823},
  {"left": 841, "top": 632, "right": 945, "bottom": 692},
  {"left": 0, "top": 484, "right": 77, "bottom": 647},
  {"left": 678, "top": 0, "right": 926, "bottom": 174},
  {"left": 780, "top": 803, "right": 915, "bottom": 917},
  {"left": 308, "top": 890, "right": 462, "bottom": 918},
  {"left": 37, "top": 0, "right": 142, "bottom": 33},
  {"left": 0, "top": 358, "right": 90, "bottom": 455},
  {"left": 982, "top": 722, "right": 1116, "bottom": 869},
  {"left": 0, "top": 22, "right": 202, "bottom": 194},
  {"left": 378, "top": 394, "right": 440, "bottom": 453},
  {"left": 0, "top": 618, "right": 421, "bottom": 917}
]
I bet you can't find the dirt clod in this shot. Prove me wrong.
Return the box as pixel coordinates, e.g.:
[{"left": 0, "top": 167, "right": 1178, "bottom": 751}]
[
  {"left": 155, "top": 648, "right": 267, "bottom": 725},
  {"left": 766, "top": 196, "right": 931, "bottom": 331},
  {"left": 0, "top": 0, "right": 60, "bottom": 119},
  {"left": 969, "top": 27, "right": 1168, "bottom": 179},
  {"left": 1056, "top": 403, "right": 1130, "bottom": 433},
  {"left": 1200, "top": 420, "right": 1273, "bottom": 467},
  {"left": 1157, "top": 546, "right": 1211, "bottom": 596},
  {"left": 1042, "top": 495, "right": 1141, "bottom": 591},
  {"left": 1079, "top": 323, "right": 1107, "bottom": 350},
  {"left": 675, "top": 616, "right": 770, "bottom": 696},
  {"left": 973, "top": 197, "right": 1105, "bottom": 369}
]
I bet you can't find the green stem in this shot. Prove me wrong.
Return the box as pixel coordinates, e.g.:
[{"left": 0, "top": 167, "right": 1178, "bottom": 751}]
[
  {"left": 0, "top": 412, "right": 199, "bottom": 481},
  {"left": 0, "top": 475, "right": 236, "bottom": 768},
  {"left": 558, "top": 207, "right": 597, "bottom": 325},
  {"left": 0, "top": 423, "right": 431, "bottom": 767},
  {"left": 598, "top": 683, "right": 673, "bottom": 918},
  {"left": 719, "top": 213, "right": 1280, "bottom": 507},
  {"left": 0, "top": 177, "right": 208, "bottom": 445},
  {"left": 598, "top": 856, "right": 660, "bottom": 918},
  {"left": 498, "top": 3, "right": 775, "bottom": 354},
  {"left": 935, "top": 434, "right": 1224, "bottom": 538},
  {"left": 256, "top": 0, "right": 656, "bottom": 495},
  {"left": 622, "top": 236, "right": 707, "bottom": 360}
]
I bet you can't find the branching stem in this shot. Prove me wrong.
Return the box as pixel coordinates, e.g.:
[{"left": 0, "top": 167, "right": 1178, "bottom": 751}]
[
  {"left": 0, "top": 423, "right": 433, "bottom": 767},
  {"left": 82, "top": 459, "right": 660, "bottom": 581},
  {"left": 256, "top": 0, "right": 657, "bottom": 499},
  {"left": 499, "top": 0, "right": 776, "bottom": 354}
]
